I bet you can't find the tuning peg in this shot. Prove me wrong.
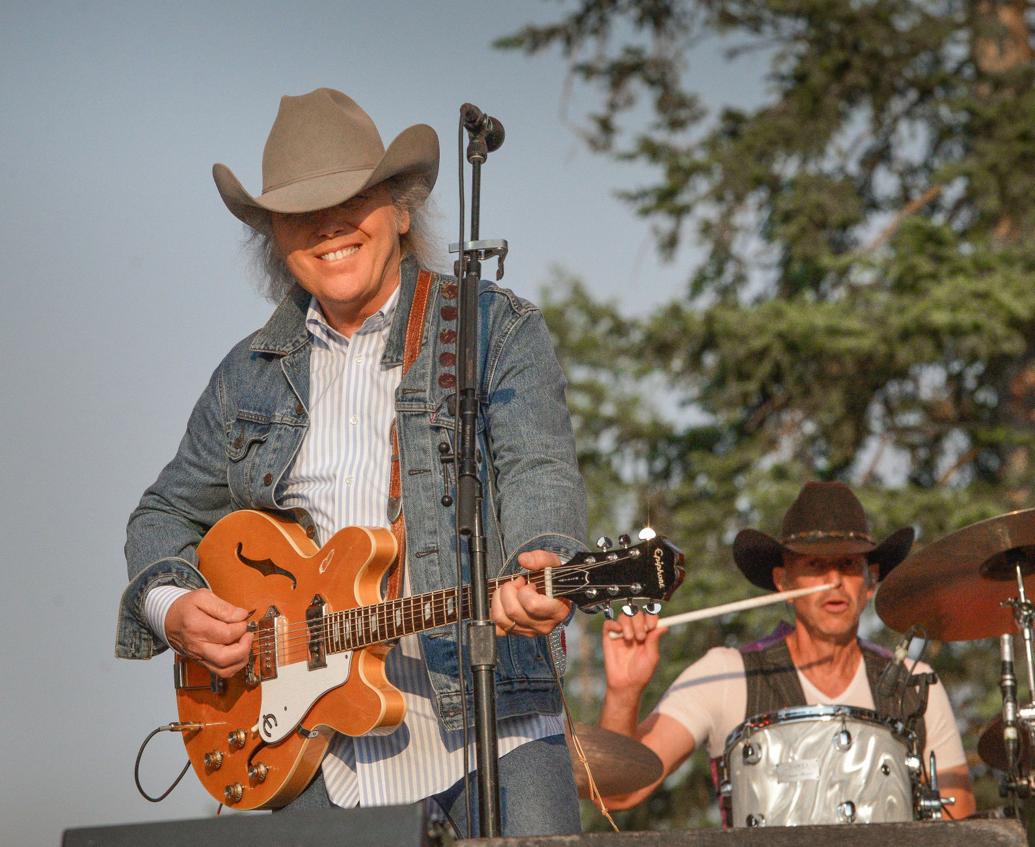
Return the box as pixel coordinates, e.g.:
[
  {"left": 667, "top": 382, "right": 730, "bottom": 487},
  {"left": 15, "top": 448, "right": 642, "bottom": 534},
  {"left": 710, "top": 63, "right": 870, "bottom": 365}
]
[
  {"left": 638, "top": 527, "right": 657, "bottom": 541},
  {"left": 643, "top": 601, "right": 662, "bottom": 615},
  {"left": 618, "top": 534, "right": 631, "bottom": 547},
  {"left": 596, "top": 536, "right": 613, "bottom": 551},
  {"left": 621, "top": 602, "right": 640, "bottom": 617},
  {"left": 603, "top": 605, "right": 616, "bottom": 620}
]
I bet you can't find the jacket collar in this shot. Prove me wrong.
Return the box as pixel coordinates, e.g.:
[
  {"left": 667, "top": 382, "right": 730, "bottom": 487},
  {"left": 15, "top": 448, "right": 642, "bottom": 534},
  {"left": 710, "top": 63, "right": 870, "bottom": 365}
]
[{"left": 249, "top": 255, "right": 421, "bottom": 361}]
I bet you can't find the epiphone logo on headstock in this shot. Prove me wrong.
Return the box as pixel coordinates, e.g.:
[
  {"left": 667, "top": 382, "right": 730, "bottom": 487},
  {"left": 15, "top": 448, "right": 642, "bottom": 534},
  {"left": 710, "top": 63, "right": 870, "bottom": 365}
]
[{"left": 653, "top": 546, "right": 666, "bottom": 589}]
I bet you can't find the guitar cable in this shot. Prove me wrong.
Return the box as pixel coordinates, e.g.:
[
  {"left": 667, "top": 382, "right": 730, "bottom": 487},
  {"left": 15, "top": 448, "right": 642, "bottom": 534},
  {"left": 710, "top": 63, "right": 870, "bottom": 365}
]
[
  {"left": 133, "top": 722, "right": 196, "bottom": 803},
  {"left": 550, "top": 656, "right": 620, "bottom": 833}
]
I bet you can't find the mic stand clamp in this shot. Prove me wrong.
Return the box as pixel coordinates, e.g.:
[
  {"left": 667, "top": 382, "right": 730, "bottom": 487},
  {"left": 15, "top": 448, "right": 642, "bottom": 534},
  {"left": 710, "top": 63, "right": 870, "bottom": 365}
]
[{"left": 448, "top": 240, "right": 508, "bottom": 281}]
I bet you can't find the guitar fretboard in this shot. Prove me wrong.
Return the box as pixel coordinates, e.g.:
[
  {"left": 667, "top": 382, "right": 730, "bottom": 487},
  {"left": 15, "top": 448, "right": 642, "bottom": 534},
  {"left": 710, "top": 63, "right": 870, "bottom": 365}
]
[{"left": 322, "top": 571, "right": 549, "bottom": 653}]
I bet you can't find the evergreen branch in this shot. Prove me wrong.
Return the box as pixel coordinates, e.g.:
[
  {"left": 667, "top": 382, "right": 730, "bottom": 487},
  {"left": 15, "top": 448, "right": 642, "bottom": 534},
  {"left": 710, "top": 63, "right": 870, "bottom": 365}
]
[{"left": 865, "top": 184, "right": 944, "bottom": 252}]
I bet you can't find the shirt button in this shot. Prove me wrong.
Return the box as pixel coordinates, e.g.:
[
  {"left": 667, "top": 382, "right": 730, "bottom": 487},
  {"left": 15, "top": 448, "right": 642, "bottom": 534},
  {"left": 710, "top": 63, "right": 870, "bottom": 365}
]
[
  {"left": 263, "top": 473, "right": 273, "bottom": 486},
  {"left": 350, "top": 415, "right": 359, "bottom": 426},
  {"left": 344, "top": 476, "right": 354, "bottom": 486},
  {"left": 295, "top": 402, "right": 305, "bottom": 415}
]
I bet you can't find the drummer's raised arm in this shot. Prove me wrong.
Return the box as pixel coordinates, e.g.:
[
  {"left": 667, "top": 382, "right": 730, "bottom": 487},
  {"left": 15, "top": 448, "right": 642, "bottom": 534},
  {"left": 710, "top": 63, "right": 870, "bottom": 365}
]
[{"left": 598, "top": 612, "right": 697, "bottom": 808}]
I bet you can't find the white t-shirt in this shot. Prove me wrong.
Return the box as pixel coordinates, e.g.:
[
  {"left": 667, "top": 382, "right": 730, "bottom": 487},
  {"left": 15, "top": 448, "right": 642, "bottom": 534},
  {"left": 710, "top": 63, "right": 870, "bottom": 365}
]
[{"left": 654, "top": 645, "right": 967, "bottom": 769}]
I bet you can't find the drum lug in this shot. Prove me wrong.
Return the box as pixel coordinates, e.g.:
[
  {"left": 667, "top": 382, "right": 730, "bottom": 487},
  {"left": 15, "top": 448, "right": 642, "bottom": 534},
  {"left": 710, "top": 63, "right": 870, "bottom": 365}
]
[
  {"left": 833, "top": 728, "right": 853, "bottom": 751},
  {"left": 836, "top": 800, "right": 857, "bottom": 823},
  {"left": 742, "top": 742, "right": 761, "bottom": 765},
  {"left": 745, "top": 813, "right": 766, "bottom": 827},
  {"left": 718, "top": 780, "right": 732, "bottom": 797}
]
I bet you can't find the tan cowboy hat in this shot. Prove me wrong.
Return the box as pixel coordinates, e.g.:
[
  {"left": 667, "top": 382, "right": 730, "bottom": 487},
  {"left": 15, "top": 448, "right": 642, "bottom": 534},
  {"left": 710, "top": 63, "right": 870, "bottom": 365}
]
[
  {"left": 732, "top": 481, "right": 915, "bottom": 591},
  {"left": 213, "top": 87, "right": 439, "bottom": 231}
]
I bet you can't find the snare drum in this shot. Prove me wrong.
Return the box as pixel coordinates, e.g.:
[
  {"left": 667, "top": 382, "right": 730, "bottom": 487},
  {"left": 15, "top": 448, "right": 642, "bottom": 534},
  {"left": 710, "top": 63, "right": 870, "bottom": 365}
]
[{"left": 720, "top": 705, "right": 917, "bottom": 827}]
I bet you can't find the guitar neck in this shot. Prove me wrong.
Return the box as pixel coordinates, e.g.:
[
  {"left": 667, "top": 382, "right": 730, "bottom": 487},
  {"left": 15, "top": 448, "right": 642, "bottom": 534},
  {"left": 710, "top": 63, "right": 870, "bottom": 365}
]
[{"left": 322, "top": 572, "right": 547, "bottom": 654}]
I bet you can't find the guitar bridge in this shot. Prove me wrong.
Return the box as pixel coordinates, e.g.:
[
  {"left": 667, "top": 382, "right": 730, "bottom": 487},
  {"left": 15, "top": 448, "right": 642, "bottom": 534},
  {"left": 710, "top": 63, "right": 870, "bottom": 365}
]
[
  {"left": 248, "top": 605, "right": 279, "bottom": 684},
  {"left": 306, "top": 594, "right": 328, "bottom": 670}
]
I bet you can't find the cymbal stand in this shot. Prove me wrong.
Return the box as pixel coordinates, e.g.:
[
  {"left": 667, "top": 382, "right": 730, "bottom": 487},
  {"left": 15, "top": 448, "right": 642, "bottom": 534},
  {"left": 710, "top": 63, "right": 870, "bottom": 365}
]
[
  {"left": 1008, "top": 563, "right": 1035, "bottom": 705},
  {"left": 998, "top": 561, "right": 1035, "bottom": 797}
]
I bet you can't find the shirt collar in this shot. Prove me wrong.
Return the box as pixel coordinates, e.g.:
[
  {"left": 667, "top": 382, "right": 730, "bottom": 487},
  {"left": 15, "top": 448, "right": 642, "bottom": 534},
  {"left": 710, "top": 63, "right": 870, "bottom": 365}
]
[{"left": 305, "top": 285, "right": 401, "bottom": 345}]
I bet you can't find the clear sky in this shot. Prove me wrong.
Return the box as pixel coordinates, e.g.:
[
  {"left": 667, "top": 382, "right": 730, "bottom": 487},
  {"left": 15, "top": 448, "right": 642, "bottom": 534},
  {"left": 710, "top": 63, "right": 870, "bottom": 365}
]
[{"left": 0, "top": 2, "right": 765, "bottom": 843}]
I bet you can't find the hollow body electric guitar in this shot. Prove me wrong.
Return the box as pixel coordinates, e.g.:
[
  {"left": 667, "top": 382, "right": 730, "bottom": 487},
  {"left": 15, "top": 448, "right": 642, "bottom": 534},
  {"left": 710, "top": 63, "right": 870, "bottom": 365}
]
[{"left": 173, "top": 509, "right": 684, "bottom": 810}]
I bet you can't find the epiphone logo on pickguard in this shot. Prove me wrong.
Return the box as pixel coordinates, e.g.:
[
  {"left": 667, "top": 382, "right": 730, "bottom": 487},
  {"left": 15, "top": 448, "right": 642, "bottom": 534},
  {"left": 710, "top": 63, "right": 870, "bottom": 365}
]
[
  {"left": 654, "top": 547, "right": 666, "bottom": 590},
  {"left": 262, "top": 713, "right": 278, "bottom": 738}
]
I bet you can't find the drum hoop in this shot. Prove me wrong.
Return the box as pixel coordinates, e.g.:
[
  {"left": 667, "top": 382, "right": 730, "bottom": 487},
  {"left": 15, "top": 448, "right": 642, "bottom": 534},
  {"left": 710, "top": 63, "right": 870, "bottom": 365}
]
[{"left": 722, "top": 704, "right": 914, "bottom": 757}]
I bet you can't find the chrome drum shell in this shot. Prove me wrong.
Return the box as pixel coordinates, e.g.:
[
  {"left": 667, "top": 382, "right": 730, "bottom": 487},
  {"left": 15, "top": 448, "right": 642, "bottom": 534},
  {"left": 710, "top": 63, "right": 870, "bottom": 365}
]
[{"left": 721, "top": 705, "right": 916, "bottom": 827}]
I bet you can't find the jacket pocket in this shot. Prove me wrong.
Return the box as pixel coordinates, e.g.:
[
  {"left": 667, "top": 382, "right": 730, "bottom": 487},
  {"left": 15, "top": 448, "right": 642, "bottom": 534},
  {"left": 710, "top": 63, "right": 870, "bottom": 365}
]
[{"left": 226, "top": 412, "right": 272, "bottom": 461}]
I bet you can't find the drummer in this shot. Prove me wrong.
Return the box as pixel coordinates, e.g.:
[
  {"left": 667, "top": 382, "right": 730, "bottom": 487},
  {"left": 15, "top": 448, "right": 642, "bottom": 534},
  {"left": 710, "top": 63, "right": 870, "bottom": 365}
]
[{"left": 600, "top": 481, "right": 976, "bottom": 817}]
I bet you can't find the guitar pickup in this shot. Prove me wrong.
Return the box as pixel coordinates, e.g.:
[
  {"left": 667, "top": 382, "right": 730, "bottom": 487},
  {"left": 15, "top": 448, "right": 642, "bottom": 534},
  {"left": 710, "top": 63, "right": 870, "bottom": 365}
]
[{"left": 306, "top": 594, "right": 328, "bottom": 671}]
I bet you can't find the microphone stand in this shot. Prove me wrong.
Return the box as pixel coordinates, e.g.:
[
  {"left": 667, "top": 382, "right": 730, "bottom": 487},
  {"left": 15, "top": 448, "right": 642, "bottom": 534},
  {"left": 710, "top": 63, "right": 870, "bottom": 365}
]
[{"left": 448, "top": 108, "right": 508, "bottom": 838}]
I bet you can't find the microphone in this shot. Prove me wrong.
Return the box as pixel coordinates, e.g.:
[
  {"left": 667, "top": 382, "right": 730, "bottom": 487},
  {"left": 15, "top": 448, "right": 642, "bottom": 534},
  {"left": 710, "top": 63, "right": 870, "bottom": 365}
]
[
  {"left": 877, "top": 630, "right": 912, "bottom": 698},
  {"left": 1001, "top": 634, "right": 1020, "bottom": 770},
  {"left": 460, "top": 103, "right": 505, "bottom": 151}
]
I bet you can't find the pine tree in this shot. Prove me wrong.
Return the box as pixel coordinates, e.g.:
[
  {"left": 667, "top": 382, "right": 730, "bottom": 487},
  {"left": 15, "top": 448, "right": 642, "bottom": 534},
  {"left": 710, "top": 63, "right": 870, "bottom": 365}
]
[{"left": 500, "top": 1, "right": 1035, "bottom": 828}]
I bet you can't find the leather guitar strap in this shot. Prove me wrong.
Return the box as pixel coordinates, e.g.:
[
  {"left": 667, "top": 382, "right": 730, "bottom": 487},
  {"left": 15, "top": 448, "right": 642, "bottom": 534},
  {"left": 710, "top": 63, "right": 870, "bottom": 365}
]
[{"left": 385, "top": 268, "right": 434, "bottom": 600}]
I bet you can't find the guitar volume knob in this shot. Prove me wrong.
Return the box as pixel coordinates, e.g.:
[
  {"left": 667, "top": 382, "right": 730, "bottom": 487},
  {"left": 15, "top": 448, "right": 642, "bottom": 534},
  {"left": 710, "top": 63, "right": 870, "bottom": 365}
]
[
  {"left": 224, "top": 783, "right": 244, "bottom": 804},
  {"left": 249, "top": 762, "right": 269, "bottom": 783},
  {"left": 203, "top": 751, "right": 223, "bottom": 770},
  {"left": 228, "top": 729, "right": 248, "bottom": 750}
]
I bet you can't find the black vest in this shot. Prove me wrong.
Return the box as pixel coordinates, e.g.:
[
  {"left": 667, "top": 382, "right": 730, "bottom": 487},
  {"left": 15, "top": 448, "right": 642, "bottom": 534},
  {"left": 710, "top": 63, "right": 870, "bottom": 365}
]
[{"left": 740, "top": 634, "right": 927, "bottom": 755}]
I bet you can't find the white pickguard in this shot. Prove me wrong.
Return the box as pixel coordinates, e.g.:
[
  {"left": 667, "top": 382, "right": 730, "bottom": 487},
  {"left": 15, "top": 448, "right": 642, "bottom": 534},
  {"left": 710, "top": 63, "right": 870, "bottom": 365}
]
[{"left": 257, "top": 652, "right": 353, "bottom": 743}]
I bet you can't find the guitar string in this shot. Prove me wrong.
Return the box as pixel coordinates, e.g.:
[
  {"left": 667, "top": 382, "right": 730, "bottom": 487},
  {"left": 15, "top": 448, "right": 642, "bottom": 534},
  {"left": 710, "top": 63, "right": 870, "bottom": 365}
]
[
  {"left": 242, "top": 556, "right": 647, "bottom": 650},
  {"left": 243, "top": 555, "right": 663, "bottom": 651},
  {"left": 244, "top": 565, "right": 658, "bottom": 668},
  {"left": 241, "top": 554, "right": 668, "bottom": 657}
]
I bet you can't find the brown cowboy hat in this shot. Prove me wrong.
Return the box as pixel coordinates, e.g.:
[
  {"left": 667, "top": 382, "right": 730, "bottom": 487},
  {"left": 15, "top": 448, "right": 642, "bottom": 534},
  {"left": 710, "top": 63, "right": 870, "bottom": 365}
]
[
  {"left": 732, "top": 481, "right": 915, "bottom": 591},
  {"left": 212, "top": 87, "right": 439, "bottom": 231}
]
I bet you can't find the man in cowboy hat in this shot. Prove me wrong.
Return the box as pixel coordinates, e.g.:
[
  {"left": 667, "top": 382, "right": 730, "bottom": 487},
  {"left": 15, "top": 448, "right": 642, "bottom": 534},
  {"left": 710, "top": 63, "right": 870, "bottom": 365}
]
[
  {"left": 599, "top": 481, "right": 975, "bottom": 818},
  {"left": 115, "top": 88, "right": 586, "bottom": 835}
]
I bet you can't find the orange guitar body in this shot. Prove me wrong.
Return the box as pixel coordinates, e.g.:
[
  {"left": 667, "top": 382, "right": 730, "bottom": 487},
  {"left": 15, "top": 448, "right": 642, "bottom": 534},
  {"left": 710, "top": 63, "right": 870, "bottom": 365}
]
[{"left": 174, "top": 510, "right": 402, "bottom": 810}]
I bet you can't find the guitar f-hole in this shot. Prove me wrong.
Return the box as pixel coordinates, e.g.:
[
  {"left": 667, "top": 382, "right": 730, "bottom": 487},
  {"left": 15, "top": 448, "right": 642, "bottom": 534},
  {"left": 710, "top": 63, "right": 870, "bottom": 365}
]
[{"left": 305, "top": 594, "right": 327, "bottom": 670}]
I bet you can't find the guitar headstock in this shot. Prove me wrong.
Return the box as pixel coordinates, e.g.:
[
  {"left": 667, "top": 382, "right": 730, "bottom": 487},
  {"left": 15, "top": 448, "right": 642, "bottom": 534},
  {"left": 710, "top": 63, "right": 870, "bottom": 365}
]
[{"left": 553, "top": 531, "right": 685, "bottom": 614}]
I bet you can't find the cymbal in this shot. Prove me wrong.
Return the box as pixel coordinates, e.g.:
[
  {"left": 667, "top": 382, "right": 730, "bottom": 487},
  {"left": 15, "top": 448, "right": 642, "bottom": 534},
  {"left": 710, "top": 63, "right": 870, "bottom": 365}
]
[
  {"left": 875, "top": 509, "right": 1035, "bottom": 641},
  {"left": 978, "top": 717, "right": 1035, "bottom": 772},
  {"left": 566, "top": 722, "right": 662, "bottom": 798}
]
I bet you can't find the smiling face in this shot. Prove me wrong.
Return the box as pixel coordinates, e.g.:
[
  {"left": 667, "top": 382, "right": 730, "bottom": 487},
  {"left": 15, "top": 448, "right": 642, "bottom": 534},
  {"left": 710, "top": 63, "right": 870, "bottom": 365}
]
[
  {"left": 772, "top": 552, "right": 878, "bottom": 643},
  {"left": 270, "top": 183, "right": 409, "bottom": 336}
]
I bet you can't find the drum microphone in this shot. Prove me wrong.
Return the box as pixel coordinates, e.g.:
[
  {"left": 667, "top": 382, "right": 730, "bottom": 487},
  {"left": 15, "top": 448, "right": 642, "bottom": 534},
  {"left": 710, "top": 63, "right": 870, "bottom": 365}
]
[
  {"left": 1001, "top": 633, "right": 1020, "bottom": 769},
  {"left": 461, "top": 103, "right": 505, "bottom": 151},
  {"left": 877, "top": 630, "right": 913, "bottom": 698}
]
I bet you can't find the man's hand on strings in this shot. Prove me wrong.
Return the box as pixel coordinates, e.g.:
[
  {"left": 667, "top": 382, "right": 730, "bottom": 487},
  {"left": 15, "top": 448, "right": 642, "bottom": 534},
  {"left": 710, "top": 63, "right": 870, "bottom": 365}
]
[
  {"left": 165, "top": 588, "right": 253, "bottom": 678},
  {"left": 492, "top": 550, "right": 572, "bottom": 637}
]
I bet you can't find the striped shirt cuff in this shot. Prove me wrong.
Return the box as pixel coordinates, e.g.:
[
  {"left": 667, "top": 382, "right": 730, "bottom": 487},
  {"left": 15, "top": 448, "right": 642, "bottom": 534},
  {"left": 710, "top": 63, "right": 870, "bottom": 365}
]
[{"left": 143, "top": 585, "right": 192, "bottom": 647}]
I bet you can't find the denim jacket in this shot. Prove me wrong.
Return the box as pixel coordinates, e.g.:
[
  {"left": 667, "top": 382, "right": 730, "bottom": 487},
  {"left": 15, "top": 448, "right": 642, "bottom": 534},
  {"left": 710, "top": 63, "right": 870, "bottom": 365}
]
[{"left": 115, "top": 257, "right": 587, "bottom": 730}]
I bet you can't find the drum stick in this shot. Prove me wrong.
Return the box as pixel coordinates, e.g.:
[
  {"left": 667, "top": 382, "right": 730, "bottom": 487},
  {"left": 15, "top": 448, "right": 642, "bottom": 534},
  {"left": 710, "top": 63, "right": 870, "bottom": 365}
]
[{"left": 606, "top": 582, "right": 838, "bottom": 638}]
